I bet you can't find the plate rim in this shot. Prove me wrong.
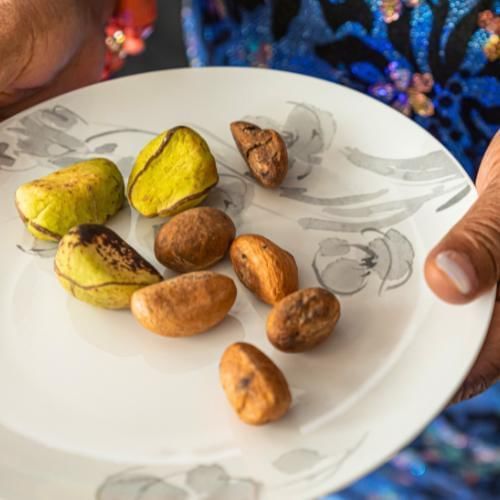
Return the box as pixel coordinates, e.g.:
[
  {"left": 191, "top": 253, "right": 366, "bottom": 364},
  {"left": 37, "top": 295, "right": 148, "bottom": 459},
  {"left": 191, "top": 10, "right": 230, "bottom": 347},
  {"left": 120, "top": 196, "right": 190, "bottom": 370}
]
[{"left": 0, "top": 66, "right": 495, "bottom": 499}]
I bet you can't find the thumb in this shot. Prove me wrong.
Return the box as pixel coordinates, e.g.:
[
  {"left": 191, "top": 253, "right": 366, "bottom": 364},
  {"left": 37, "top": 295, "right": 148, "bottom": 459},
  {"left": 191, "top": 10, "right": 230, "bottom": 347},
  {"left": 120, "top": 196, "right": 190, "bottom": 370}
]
[{"left": 425, "top": 132, "right": 500, "bottom": 304}]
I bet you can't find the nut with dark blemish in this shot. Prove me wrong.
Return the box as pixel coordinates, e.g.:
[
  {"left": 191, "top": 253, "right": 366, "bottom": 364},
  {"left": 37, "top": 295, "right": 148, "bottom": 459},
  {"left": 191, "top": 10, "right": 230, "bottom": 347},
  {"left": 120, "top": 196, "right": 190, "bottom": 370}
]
[
  {"left": 219, "top": 342, "right": 291, "bottom": 425},
  {"left": 267, "top": 288, "right": 340, "bottom": 353},
  {"left": 15, "top": 158, "right": 125, "bottom": 242},
  {"left": 237, "top": 374, "right": 254, "bottom": 390},
  {"left": 55, "top": 224, "right": 161, "bottom": 309},
  {"left": 230, "top": 121, "right": 288, "bottom": 188}
]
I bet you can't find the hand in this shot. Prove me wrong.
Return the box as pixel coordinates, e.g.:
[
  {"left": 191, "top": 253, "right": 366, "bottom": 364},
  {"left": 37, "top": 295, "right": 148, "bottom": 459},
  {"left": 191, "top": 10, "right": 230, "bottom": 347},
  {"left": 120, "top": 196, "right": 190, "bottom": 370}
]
[
  {"left": 425, "top": 131, "right": 500, "bottom": 403},
  {"left": 0, "top": 0, "right": 116, "bottom": 120}
]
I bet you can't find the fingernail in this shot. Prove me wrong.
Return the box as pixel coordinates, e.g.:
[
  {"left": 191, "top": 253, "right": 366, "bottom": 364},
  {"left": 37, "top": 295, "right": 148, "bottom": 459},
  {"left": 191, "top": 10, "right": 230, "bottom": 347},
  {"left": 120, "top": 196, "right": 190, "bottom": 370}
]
[{"left": 435, "top": 251, "right": 478, "bottom": 295}]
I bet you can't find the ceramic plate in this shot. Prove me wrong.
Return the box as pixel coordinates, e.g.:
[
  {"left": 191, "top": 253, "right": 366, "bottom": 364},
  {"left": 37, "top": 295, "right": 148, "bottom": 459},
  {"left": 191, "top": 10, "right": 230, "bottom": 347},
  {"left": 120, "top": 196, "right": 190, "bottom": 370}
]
[{"left": 0, "top": 68, "right": 494, "bottom": 500}]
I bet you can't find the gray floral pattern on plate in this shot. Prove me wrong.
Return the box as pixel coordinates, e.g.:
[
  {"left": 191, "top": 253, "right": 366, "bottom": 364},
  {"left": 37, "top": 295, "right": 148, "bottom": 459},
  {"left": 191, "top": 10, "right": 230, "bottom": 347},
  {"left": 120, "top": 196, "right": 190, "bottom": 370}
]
[
  {"left": 285, "top": 151, "right": 469, "bottom": 233},
  {"left": 204, "top": 173, "right": 255, "bottom": 221},
  {"left": 271, "top": 433, "right": 368, "bottom": 493},
  {"left": 0, "top": 142, "right": 16, "bottom": 169},
  {"left": 96, "top": 434, "right": 367, "bottom": 500},
  {"left": 16, "top": 239, "right": 58, "bottom": 259},
  {"left": 97, "top": 464, "right": 259, "bottom": 500},
  {"left": 0, "top": 105, "right": 156, "bottom": 171},
  {"left": 314, "top": 229, "right": 414, "bottom": 296},
  {"left": 3, "top": 102, "right": 471, "bottom": 299}
]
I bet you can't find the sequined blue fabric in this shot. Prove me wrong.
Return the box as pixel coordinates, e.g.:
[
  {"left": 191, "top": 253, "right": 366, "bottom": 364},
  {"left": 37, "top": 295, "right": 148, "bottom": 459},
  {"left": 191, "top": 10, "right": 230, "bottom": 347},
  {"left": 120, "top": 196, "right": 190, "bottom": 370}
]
[
  {"left": 181, "top": 1, "right": 500, "bottom": 497},
  {"left": 182, "top": 0, "right": 499, "bottom": 177}
]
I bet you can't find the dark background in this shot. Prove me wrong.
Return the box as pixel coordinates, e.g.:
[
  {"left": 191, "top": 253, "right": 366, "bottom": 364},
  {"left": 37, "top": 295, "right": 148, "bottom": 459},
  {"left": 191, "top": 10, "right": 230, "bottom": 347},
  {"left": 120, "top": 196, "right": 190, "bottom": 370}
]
[{"left": 117, "top": 0, "right": 188, "bottom": 77}]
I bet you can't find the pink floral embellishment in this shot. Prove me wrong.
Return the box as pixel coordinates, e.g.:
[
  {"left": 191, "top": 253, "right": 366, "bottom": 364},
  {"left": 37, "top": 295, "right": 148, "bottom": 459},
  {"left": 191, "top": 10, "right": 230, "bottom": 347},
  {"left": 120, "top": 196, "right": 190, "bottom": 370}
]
[
  {"left": 478, "top": 10, "right": 500, "bottom": 61},
  {"left": 380, "top": 0, "right": 421, "bottom": 24},
  {"left": 370, "top": 62, "right": 434, "bottom": 117}
]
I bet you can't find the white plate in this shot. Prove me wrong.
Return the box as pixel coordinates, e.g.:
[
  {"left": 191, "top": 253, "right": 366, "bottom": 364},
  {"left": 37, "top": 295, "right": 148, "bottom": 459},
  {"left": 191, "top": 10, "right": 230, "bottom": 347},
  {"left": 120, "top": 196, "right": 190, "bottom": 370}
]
[{"left": 0, "top": 68, "right": 494, "bottom": 500}]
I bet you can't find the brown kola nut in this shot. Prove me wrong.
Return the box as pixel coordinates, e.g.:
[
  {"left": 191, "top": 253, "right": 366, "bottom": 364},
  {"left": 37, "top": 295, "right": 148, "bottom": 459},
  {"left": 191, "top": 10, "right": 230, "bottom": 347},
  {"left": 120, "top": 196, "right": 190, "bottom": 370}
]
[
  {"left": 219, "top": 342, "right": 291, "bottom": 425},
  {"left": 267, "top": 288, "right": 341, "bottom": 353},
  {"left": 154, "top": 207, "right": 236, "bottom": 272},
  {"left": 229, "top": 234, "right": 299, "bottom": 305},
  {"left": 230, "top": 121, "right": 288, "bottom": 188},
  {"left": 131, "top": 271, "right": 237, "bottom": 337}
]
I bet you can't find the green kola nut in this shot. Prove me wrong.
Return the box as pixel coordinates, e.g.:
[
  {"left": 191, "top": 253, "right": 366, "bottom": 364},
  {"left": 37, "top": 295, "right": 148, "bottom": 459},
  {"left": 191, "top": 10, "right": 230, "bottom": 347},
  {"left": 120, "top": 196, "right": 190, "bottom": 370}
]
[
  {"left": 127, "top": 126, "right": 219, "bottom": 217},
  {"left": 55, "top": 224, "right": 162, "bottom": 309},
  {"left": 15, "top": 159, "right": 125, "bottom": 241}
]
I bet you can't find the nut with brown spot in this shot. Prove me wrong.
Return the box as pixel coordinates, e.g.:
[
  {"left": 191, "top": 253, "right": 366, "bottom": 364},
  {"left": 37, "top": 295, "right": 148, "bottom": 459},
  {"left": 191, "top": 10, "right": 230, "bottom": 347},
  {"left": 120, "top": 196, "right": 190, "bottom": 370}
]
[
  {"left": 219, "top": 342, "right": 291, "bottom": 425},
  {"left": 131, "top": 271, "right": 237, "bottom": 337},
  {"left": 230, "top": 234, "right": 299, "bottom": 305},
  {"left": 154, "top": 207, "right": 236, "bottom": 273},
  {"left": 54, "top": 224, "right": 161, "bottom": 310},
  {"left": 230, "top": 121, "right": 288, "bottom": 188},
  {"left": 267, "top": 288, "right": 340, "bottom": 353}
]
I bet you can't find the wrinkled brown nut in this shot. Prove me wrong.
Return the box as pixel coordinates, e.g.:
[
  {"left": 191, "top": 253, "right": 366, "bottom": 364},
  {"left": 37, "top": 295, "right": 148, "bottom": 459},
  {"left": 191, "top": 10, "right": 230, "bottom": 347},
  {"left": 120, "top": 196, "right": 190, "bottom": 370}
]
[
  {"left": 230, "top": 234, "right": 299, "bottom": 305},
  {"left": 155, "top": 207, "right": 236, "bottom": 273},
  {"left": 230, "top": 121, "right": 288, "bottom": 188},
  {"left": 219, "top": 342, "right": 291, "bottom": 425},
  {"left": 131, "top": 271, "right": 237, "bottom": 337},
  {"left": 267, "top": 288, "right": 340, "bottom": 353}
]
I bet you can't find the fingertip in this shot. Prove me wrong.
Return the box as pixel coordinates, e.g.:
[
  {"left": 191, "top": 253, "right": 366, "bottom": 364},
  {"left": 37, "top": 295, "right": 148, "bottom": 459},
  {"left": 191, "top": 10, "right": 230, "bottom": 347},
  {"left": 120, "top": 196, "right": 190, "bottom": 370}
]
[{"left": 424, "top": 250, "right": 479, "bottom": 305}]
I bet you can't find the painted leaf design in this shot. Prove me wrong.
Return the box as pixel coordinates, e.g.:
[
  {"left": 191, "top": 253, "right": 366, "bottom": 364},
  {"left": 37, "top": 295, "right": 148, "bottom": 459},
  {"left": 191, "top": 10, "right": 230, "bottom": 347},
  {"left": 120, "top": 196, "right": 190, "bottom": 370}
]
[
  {"left": 97, "top": 475, "right": 187, "bottom": 500},
  {"left": 40, "top": 106, "right": 82, "bottom": 129},
  {"left": 50, "top": 156, "right": 86, "bottom": 167},
  {"left": 96, "top": 475, "right": 160, "bottom": 500},
  {"left": 300, "top": 194, "right": 436, "bottom": 231},
  {"left": 17, "top": 240, "right": 58, "bottom": 258},
  {"left": 344, "top": 148, "right": 461, "bottom": 181},
  {"left": 8, "top": 114, "right": 86, "bottom": 157},
  {"left": 367, "top": 238, "right": 391, "bottom": 280},
  {"left": 95, "top": 143, "right": 118, "bottom": 154},
  {"left": 283, "top": 103, "right": 336, "bottom": 159},
  {"left": 206, "top": 479, "right": 259, "bottom": 500},
  {"left": 273, "top": 449, "right": 324, "bottom": 474},
  {"left": 319, "top": 238, "right": 350, "bottom": 257},
  {"left": 280, "top": 187, "right": 388, "bottom": 206},
  {"left": 185, "top": 464, "right": 229, "bottom": 495},
  {"left": 141, "top": 481, "right": 188, "bottom": 500},
  {"left": 0, "top": 142, "right": 15, "bottom": 167},
  {"left": 436, "top": 185, "right": 471, "bottom": 212},
  {"left": 204, "top": 174, "right": 253, "bottom": 219},
  {"left": 320, "top": 258, "right": 368, "bottom": 295},
  {"left": 322, "top": 191, "right": 439, "bottom": 217},
  {"left": 369, "top": 229, "right": 414, "bottom": 281}
]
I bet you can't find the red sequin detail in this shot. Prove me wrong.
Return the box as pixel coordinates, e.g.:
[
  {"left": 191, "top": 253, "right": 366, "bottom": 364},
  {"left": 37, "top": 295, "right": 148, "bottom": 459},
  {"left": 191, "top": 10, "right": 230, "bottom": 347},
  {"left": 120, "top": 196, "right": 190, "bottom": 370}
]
[{"left": 103, "top": 0, "right": 157, "bottom": 78}]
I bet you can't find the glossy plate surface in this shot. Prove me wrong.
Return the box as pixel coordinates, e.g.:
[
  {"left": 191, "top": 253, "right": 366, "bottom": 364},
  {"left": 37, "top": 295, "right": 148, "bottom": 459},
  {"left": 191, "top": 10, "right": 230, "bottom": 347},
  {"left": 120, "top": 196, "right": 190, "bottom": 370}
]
[{"left": 0, "top": 68, "right": 493, "bottom": 500}]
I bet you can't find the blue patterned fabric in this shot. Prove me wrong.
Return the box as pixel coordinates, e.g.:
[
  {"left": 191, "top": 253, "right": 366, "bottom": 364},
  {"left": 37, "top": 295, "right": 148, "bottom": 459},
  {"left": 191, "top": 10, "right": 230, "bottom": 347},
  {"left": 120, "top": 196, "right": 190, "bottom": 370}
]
[
  {"left": 182, "top": 0, "right": 500, "bottom": 178},
  {"left": 181, "top": 1, "right": 500, "bottom": 497}
]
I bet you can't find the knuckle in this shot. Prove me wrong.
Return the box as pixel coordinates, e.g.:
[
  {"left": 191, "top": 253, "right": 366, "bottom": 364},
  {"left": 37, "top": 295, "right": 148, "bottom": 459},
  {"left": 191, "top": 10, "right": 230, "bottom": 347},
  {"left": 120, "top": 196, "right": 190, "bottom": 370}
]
[{"left": 460, "top": 217, "right": 500, "bottom": 278}]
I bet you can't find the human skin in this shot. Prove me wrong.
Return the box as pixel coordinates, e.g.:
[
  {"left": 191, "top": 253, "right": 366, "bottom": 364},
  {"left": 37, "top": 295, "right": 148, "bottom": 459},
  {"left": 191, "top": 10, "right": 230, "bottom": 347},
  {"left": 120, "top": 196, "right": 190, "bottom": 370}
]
[
  {"left": 0, "top": 0, "right": 116, "bottom": 120},
  {"left": 425, "top": 132, "right": 500, "bottom": 402},
  {"left": 0, "top": 0, "right": 498, "bottom": 402}
]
